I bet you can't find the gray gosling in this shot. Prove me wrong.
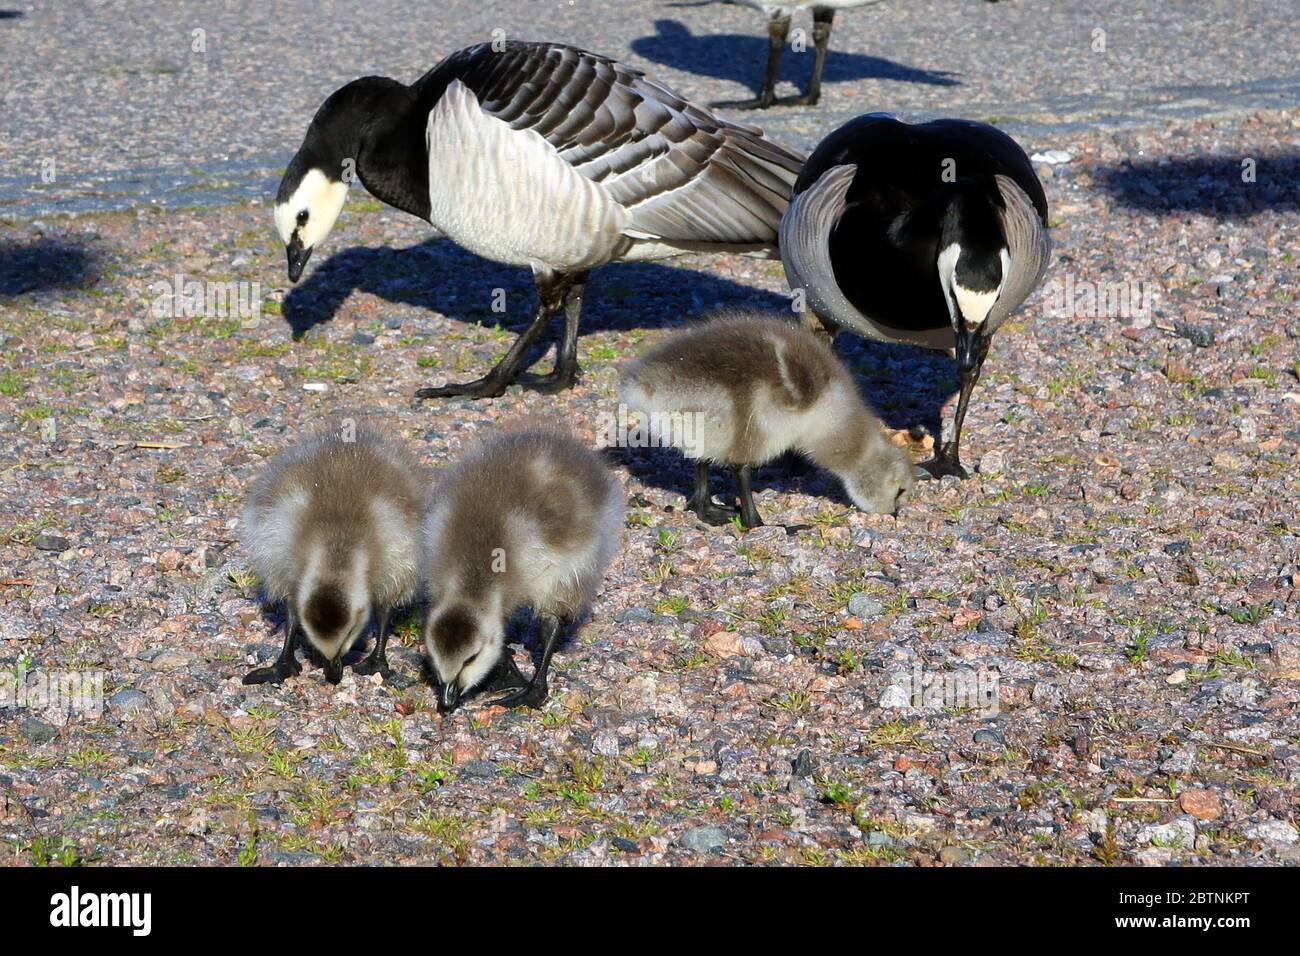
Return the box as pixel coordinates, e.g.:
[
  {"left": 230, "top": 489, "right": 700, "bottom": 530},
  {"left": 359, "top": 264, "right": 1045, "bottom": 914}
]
[
  {"left": 241, "top": 422, "right": 426, "bottom": 685},
  {"left": 421, "top": 428, "right": 623, "bottom": 712},
  {"left": 618, "top": 312, "right": 914, "bottom": 528}
]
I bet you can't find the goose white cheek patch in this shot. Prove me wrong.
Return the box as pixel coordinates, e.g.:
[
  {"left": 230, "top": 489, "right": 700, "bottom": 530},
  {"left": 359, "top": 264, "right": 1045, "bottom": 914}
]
[{"left": 275, "top": 169, "right": 349, "bottom": 248}]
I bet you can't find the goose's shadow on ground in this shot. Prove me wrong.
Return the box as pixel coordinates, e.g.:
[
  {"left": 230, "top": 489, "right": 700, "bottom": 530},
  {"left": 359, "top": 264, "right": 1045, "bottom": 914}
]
[
  {"left": 631, "top": 18, "right": 960, "bottom": 94},
  {"left": 283, "top": 236, "right": 790, "bottom": 342},
  {"left": 0, "top": 239, "right": 99, "bottom": 296},
  {"left": 1094, "top": 154, "right": 1300, "bottom": 218}
]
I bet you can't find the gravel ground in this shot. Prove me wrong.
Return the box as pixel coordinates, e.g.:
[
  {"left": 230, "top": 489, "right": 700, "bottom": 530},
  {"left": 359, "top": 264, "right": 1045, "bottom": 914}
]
[
  {"left": 1, "top": 0, "right": 1299, "bottom": 213},
  {"left": 1, "top": 2, "right": 1298, "bottom": 867},
  {"left": 1, "top": 105, "right": 1297, "bottom": 865}
]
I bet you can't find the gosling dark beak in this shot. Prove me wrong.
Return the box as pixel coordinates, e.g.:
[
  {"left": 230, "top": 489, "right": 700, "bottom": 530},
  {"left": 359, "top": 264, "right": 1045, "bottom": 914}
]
[
  {"left": 954, "top": 320, "right": 987, "bottom": 373},
  {"left": 438, "top": 681, "right": 460, "bottom": 713},
  {"left": 324, "top": 657, "right": 344, "bottom": 685},
  {"left": 286, "top": 236, "right": 312, "bottom": 283}
]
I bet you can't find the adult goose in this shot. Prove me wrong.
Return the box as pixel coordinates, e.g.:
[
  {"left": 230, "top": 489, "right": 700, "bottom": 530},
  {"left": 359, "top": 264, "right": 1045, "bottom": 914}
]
[
  {"left": 718, "top": 0, "right": 886, "bottom": 110},
  {"left": 780, "top": 113, "right": 1051, "bottom": 478},
  {"left": 274, "top": 41, "right": 805, "bottom": 399}
]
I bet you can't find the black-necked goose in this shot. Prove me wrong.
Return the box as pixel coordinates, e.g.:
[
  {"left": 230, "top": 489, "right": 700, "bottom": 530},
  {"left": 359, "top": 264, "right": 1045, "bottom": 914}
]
[
  {"left": 274, "top": 41, "right": 804, "bottom": 399},
  {"left": 780, "top": 113, "right": 1050, "bottom": 478},
  {"left": 240, "top": 421, "right": 426, "bottom": 685},
  {"left": 422, "top": 428, "right": 623, "bottom": 711},
  {"left": 718, "top": 0, "right": 885, "bottom": 110},
  {"left": 619, "top": 311, "right": 913, "bottom": 528}
]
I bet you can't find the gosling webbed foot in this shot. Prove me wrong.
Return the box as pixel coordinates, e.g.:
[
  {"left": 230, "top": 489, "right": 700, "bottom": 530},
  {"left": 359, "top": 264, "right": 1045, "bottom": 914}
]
[
  {"left": 482, "top": 652, "right": 530, "bottom": 694},
  {"left": 514, "top": 365, "right": 579, "bottom": 394},
  {"left": 242, "top": 655, "right": 301, "bottom": 686},
  {"left": 352, "top": 651, "right": 389, "bottom": 679},
  {"left": 490, "top": 679, "right": 549, "bottom": 710}
]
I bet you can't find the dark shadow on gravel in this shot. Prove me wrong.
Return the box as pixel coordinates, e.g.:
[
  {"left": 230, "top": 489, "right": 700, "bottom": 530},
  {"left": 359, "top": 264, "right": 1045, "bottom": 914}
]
[
  {"left": 282, "top": 236, "right": 790, "bottom": 340},
  {"left": 0, "top": 239, "right": 99, "bottom": 297},
  {"left": 1095, "top": 154, "right": 1300, "bottom": 219},
  {"left": 0, "top": 11, "right": 25, "bottom": 20},
  {"left": 631, "top": 19, "right": 960, "bottom": 93}
]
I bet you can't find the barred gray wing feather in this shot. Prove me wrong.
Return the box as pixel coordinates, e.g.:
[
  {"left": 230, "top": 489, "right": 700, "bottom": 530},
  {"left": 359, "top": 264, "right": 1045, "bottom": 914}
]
[{"left": 457, "top": 43, "right": 805, "bottom": 246}]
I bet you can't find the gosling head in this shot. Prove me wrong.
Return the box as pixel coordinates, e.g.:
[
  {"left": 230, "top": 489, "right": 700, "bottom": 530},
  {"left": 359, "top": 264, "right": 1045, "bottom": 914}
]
[
  {"left": 423, "top": 604, "right": 503, "bottom": 712},
  {"left": 936, "top": 182, "right": 1010, "bottom": 373},
  {"left": 842, "top": 438, "right": 915, "bottom": 517},
  {"left": 295, "top": 550, "right": 371, "bottom": 684}
]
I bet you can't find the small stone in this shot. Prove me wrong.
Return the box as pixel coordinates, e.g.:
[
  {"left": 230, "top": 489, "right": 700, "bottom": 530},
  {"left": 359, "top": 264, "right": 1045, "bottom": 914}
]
[
  {"left": 973, "top": 728, "right": 1003, "bottom": 745},
  {"left": 108, "top": 689, "right": 150, "bottom": 720},
  {"left": 879, "top": 684, "right": 910, "bottom": 708},
  {"left": 20, "top": 717, "right": 58, "bottom": 744},
  {"left": 614, "top": 607, "right": 654, "bottom": 624},
  {"left": 977, "top": 449, "right": 1005, "bottom": 476},
  {"left": 1178, "top": 789, "right": 1222, "bottom": 821},
  {"left": 677, "top": 825, "right": 728, "bottom": 853},
  {"left": 33, "top": 533, "right": 71, "bottom": 552},
  {"left": 847, "top": 593, "right": 883, "bottom": 618},
  {"left": 791, "top": 749, "right": 814, "bottom": 778},
  {"left": 938, "top": 845, "right": 969, "bottom": 865},
  {"left": 705, "top": 631, "right": 745, "bottom": 658},
  {"left": 1244, "top": 819, "right": 1298, "bottom": 846},
  {"left": 1136, "top": 815, "right": 1196, "bottom": 849},
  {"left": 350, "top": 331, "right": 375, "bottom": 346}
]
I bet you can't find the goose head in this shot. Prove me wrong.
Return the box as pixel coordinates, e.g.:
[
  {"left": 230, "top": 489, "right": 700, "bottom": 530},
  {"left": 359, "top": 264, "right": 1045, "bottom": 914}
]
[
  {"left": 423, "top": 603, "right": 504, "bottom": 712},
  {"left": 935, "top": 182, "right": 1010, "bottom": 372},
  {"left": 296, "top": 548, "right": 372, "bottom": 684},
  {"left": 274, "top": 156, "right": 350, "bottom": 283}
]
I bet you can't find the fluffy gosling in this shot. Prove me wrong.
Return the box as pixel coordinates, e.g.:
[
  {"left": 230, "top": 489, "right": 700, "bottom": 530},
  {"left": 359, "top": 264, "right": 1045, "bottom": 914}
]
[
  {"left": 618, "top": 311, "right": 913, "bottom": 528},
  {"left": 241, "top": 421, "right": 426, "bottom": 685},
  {"left": 421, "top": 428, "right": 623, "bottom": 711}
]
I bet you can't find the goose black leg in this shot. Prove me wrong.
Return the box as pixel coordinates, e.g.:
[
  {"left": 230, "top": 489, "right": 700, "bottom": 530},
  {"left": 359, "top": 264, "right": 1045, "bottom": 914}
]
[
  {"left": 686, "top": 459, "right": 739, "bottom": 525},
  {"left": 778, "top": 8, "right": 834, "bottom": 107},
  {"left": 415, "top": 271, "right": 576, "bottom": 400},
  {"left": 922, "top": 338, "right": 991, "bottom": 480},
  {"left": 713, "top": 11, "right": 790, "bottom": 110},
  {"left": 732, "top": 463, "right": 764, "bottom": 529},
  {"left": 242, "top": 604, "right": 302, "bottom": 685},
  {"left": 353, "top": 606, "right": 391, "bottom": 678},
  {"left": 491, "top": 615, "right": 563, "bottom": 709},
  {"left": 516, "top": 270, "right": 588, "bottom": 394}
]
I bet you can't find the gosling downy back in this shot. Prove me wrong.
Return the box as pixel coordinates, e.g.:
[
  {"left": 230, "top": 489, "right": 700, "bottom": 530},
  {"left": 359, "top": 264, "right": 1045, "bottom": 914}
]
[
  {"left": 619, "top": 311, "right": 912, "bottom": 513},
  {"left": 421, "top": 427, "right": 624, "bottom": 702},
  {"left": 242, "top": 420, "right": 427, "bottom": 672}
]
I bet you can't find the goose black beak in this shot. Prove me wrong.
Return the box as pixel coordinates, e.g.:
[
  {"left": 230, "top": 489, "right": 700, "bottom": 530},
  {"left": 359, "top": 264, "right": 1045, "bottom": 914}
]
[
  {"left": 323, "top": 657, "right": 344, "bottom": 685},
  {"left": 438, "top": 681, "right": 460, "bottom": 713},
  {"left": 954, "top": 321, "right": 987, "bottom": 373},
  {"left": 285, "top": 236, "right": 312, "bottom": 283}
]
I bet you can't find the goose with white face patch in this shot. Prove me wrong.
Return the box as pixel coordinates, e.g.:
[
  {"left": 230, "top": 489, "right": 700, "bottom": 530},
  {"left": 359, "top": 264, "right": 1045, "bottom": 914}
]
[
  {"left": 619, "top": 311, "right": 914, "bottom": 528},
  {"left": 421, "top": 428, "right": 623, "bottom": 712},
  {"left": 240, "top": 422, "right": 426, "bottom": 685},
  {"left": 780, "top": 113, "right": 1051, "bottom": 478},
  {"left": 273, "top": 41, "right": 804, "bottom": 400}
]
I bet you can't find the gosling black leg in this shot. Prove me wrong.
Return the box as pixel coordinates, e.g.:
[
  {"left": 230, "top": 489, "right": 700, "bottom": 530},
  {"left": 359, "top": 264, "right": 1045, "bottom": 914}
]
[
  {"left": 492, "top": 615, "right": 563, "bottom": 710},
  {"left": 353, "top": 606, "right": 391, "bottom": 677},
  {"left": 415, "top": 271, "right": 576, "bottom": 400},
  {"left": 922, "top": 338, "right": 991, "bottom": 480},
  {"left": 516, "top": 270, "right": 588, "bottom": 394},
  {"left": 732, "top": 464, "right": 764, "bottom": 529},
  {"left": 778, "top": 8, "right": 834, "bottom": 106},
  {"left": 714, "top": 11, "right": 790, "bottom": 110},
  {"left": 242, "top": 603, "right": 303, "bottom": 685},
  {"left": 685, "top": 459, "right": 739, "bottom": 526}
]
